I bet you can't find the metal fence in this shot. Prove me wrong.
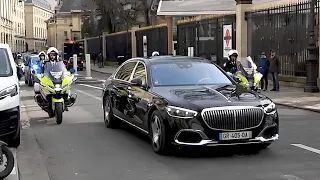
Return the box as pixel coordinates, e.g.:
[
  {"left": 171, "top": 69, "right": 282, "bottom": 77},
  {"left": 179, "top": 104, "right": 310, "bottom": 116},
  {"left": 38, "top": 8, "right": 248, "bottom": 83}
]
[
  {"left": 135, "top": 26, "right": 168, "bottom": 57},
  {"left": 87, "top": 37, "right": 102, "bottom": 55},
  {"left": 246, "top": 0, "right": 319, "bottom": 77},
  {"left": 106, "top": 32, "right": 131, "bottom": 61},
  {"left": 177, "top": 15, "right": 236, "bottom": 66}
]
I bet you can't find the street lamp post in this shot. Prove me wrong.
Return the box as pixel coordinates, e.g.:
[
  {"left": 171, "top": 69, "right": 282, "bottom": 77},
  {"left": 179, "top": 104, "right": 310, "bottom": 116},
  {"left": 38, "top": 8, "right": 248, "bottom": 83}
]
[
  {"left": 123, "top": 3, "right": 132, "bottom": 58},
  {"left": 305, "top": 0, "right": 319, "bottom": 92}
]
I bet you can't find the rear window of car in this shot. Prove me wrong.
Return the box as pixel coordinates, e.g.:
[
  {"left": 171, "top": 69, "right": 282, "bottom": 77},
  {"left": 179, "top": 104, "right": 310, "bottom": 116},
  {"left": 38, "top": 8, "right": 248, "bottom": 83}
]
[{"left": 0, "top": 48, "right": 13, "bottom": 77}]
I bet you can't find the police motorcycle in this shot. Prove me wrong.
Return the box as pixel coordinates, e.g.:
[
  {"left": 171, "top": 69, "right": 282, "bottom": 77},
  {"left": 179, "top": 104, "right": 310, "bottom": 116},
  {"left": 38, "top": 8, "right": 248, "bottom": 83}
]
[
  {"left": 33, "top": 48, "right": 78, "bottom": 124},
  {"left": 0, "top": 140, "right": 14, "bottom": 179},
  {"left": 227, "top": 56, "right": 263, "bottom": 91}
]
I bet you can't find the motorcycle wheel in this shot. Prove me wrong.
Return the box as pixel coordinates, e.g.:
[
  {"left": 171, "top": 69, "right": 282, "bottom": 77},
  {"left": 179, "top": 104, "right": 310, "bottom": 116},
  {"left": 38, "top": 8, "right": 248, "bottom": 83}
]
[
  {"left": 0, "top": 146, "right": 14, "bottom": 179},
  {"left": 55, "top": 102, "right": 63, "bottom": 124}
]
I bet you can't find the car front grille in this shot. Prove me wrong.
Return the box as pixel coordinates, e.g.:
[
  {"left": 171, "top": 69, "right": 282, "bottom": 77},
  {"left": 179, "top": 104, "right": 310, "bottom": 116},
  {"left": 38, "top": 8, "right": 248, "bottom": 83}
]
[{"left": 201, "top": 106, "right": 264, "bottom": 131}]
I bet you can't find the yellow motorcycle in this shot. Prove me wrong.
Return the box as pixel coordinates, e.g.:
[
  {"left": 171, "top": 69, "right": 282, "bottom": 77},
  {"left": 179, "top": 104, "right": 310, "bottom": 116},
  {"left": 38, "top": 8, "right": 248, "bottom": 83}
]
[
  {"left": 227, "top": 57, "right": 263, "bottom": 91},
  {"left": 34, "top": 61, "right": 77, "bottom": 124}
]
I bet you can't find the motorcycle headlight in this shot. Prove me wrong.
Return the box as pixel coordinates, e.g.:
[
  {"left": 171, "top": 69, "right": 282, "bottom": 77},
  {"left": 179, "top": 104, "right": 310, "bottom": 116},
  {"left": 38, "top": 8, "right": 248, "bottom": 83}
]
[
  {"left": 264, "top": 102, "right": 276, "bottom": 114},
  {"left": 165, "top": 106, "right": 198, "bottom": 118},
  {"left": 0, "top": 85, "right": 18, "bottom": 99}
]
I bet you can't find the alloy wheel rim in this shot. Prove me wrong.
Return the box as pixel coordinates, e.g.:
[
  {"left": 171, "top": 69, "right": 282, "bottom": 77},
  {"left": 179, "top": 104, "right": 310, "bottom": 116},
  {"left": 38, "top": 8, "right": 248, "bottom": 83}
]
[
  {"left": 104, "top": 99, "right": 110, "bottom": 123},
  {"left": 0, "top": 154, "right": 8, "bottom": 171},
  {"left": 151, "top": 115, "right": 161, "bottom": 149}
]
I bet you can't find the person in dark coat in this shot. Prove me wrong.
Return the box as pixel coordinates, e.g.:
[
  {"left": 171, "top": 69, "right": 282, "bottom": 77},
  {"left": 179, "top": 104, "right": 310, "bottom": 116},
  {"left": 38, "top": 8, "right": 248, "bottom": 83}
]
[
  {"left": 257, "top": 52, "right": 269, "bottom": 91},
  {"left": 269, "top": 49, "right": 280, "bottom": 91},
  {"left": 92, "top": 53, "right": 97, "bottom": 66},
  {"left": 97, "top": 52, "right": 103, "bottom": 68}
]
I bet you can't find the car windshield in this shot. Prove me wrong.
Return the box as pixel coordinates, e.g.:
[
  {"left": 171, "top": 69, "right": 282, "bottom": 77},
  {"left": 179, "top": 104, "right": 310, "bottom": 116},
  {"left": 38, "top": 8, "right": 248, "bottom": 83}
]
[
  {"left": 151, "top": 61, "right": 233, "bottom": 86},
  {"left": 30, "top": 57, "right": 39, "bottom": 64},
  {"left": 0, "top": 48, "right": 13, "bottom": 77}
]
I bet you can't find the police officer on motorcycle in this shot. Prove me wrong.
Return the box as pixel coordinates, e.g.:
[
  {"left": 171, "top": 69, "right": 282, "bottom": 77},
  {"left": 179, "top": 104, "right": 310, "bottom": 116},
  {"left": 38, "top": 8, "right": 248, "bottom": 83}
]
[{"left": 224, "top": 49, "right": 239, "bottom": 74}]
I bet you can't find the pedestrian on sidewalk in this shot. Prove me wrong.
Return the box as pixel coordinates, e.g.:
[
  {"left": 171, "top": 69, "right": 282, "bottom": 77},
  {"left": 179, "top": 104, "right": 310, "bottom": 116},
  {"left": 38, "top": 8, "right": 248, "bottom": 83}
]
[
  {"left": 97, "top": 52, "right": 103, "bottom": 68},
  {"left": 257, "top": 52, "right": 269, "bottom": 91},
  {"left": 269, "top": 49, "right": 280, "bottom": 91},
  {"left": 92, "top": 53, "right": 97, "bottom": 66}
]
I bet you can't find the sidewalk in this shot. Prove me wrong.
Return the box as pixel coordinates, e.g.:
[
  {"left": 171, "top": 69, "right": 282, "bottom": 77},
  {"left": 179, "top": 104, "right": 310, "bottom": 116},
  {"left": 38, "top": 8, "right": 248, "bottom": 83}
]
[
  {"left": 88, "top": 63, "right": 320, "bottom": 113},
  {"left": 262, "top": 84, "right": 320, "bottom": 113},
  {"left": 89, "top": 63, "right": 118, "bottom": 75}
]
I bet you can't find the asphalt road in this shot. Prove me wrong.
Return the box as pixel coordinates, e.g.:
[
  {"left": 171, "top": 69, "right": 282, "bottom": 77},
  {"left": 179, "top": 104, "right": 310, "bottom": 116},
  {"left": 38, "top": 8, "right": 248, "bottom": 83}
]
[{"left": 19, "top": 71, "right": 320, "bottom": 180}]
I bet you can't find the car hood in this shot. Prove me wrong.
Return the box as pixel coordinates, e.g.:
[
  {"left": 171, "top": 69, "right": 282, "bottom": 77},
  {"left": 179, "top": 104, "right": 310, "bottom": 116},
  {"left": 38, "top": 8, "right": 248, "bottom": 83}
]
[{"left": 151, "top": 84, "right": 269, "bottom": 111}]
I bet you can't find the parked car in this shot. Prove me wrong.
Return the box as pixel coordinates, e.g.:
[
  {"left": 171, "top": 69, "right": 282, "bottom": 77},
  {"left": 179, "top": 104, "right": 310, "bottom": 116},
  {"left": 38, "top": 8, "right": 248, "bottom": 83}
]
[
  {"left": 24, "top": 55, "right": 43, "bottom": 86},
  {"left": 66, "top": 57, "right": 84, "bottom": 71},
  {"left": 101, "top": 56, "right": 279, "bottom": 155},
  {"left": 0, "top": 43, "right": 21, "bottom": 147}
]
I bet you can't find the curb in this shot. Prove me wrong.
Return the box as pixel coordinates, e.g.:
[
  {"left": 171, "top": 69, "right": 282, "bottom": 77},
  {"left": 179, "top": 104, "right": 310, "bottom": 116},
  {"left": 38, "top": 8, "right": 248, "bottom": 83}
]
[
  {"left": 90, "top": 68, "right": 113, "bottom": 75},
  {"left": 17, "top": 101, "right": 51, "bottom": 180},
  {"left": 275, "top": 102, "right": 320, "bottom": 113}
]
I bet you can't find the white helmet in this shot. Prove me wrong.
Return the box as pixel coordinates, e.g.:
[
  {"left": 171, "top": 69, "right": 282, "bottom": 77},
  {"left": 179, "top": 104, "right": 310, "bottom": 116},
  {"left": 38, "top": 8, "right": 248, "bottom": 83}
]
[
  {"left": 228, "top": 49, "right": 239, "bottom": 57},
  {"left": 152, "top": 51, "right": 159, "bottom": 56},
  {"left": 47, "top": 47, "right": 59, "bottom": 61}
]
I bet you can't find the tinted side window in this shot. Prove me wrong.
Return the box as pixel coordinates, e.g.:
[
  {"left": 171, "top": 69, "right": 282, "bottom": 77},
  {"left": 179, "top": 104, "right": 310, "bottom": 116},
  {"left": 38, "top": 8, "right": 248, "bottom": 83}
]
[
  {"left": 132, "top": 62, "right": 147, "bottom": 85},
  {"left": 114, "top": 62, "right": 137, "bottom": 81}
]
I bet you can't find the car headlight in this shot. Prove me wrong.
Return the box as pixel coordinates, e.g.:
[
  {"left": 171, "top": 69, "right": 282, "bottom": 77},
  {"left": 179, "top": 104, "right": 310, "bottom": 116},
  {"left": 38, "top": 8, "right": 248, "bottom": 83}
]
[
  {"left": 165, "top": 106, "right": 198, "bottom": 118},
  {"left": 264, "top": 102, "right": 276, "bottom": 114},
  {"left": 0, "top": 85, "right": 18, "bottom": 98}
]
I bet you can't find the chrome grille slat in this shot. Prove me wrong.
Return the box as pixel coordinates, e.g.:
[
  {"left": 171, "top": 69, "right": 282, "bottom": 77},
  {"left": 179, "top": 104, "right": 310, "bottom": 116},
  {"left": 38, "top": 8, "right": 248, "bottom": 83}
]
[{"left": 201, "top": 106, "right": 264, "bottom": 131}]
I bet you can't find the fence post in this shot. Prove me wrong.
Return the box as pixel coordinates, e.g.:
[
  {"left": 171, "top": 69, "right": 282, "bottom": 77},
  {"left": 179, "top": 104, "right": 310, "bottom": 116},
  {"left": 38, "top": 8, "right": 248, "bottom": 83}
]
[
  {"left": 85, "top": 54, "right": 92, "bottom": 79},
  {"left": 166, "top": 16, "right": 173, "bottom": 55},
  {"left": 102, "top": 32, "right": 107, "bottom": 61},
  {"left": 73, "top": 54, "right": 78, "bottom": 75},
  {"left": 131, "top": 26, "right": 139, "bottom": 58},
  {"left": 236, "top": 0, "right": 252, "bottom": 58}
]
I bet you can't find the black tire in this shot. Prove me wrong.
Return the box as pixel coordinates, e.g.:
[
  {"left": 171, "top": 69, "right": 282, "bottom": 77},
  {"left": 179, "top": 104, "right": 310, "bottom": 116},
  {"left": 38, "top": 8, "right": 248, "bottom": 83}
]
[
  {"left": 28, "top": 76, "right": 33, "bottom": 87},
  {"left": 149, "top": 110, "right": 171, "bottom": 155},
  {"left": 103, "top": 96, "right": 118, "bottom": 128},
  {"left": 8, "top": 127, "right": 20, "bottom": 148},
  {"left": 55, "top": 102, "right": 63, "bottom": 124},
  {"left": 0, "top": 146, "right": 14, "bottom": 179}
]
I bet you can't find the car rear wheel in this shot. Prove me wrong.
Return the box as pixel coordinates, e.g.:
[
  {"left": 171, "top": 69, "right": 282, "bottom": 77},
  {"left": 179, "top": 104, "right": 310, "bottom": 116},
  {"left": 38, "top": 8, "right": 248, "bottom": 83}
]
[
  {"left": 103, "top": 97, "right": 118, "bottom": 128},
  {"left": 149, "top": 110, "right": 171, "bottom": 155}
]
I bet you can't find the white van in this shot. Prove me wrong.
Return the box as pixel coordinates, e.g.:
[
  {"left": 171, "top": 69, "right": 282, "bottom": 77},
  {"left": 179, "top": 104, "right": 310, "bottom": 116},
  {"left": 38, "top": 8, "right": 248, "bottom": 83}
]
[{"left": 0, "top": 44, "right": 20, "bottom": 147}]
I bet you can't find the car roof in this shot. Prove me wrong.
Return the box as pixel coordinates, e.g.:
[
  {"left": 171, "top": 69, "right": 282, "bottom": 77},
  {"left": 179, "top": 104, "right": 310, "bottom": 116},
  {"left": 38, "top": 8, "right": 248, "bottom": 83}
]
[
  {"left": 0, "top": 43, "right": 10, "bottom": 49},
  {"left": 137, "top": 55, "right": 210, "bottom": 64}
]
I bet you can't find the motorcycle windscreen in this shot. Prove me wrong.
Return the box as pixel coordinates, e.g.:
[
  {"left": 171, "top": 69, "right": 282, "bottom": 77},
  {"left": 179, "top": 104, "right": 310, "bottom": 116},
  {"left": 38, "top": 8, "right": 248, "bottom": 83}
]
[
  {"left": 238, "top": 57, "right": 254, "bottom": 85},
  {"left": 43, "top": 61, "right": 68, "bottom": 84}
]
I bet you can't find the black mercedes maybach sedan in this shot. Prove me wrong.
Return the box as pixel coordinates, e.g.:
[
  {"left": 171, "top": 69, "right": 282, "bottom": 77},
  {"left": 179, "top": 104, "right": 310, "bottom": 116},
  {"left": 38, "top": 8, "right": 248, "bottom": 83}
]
[{"left": 101, "top": 56, "right": 279, "bottom": 155}]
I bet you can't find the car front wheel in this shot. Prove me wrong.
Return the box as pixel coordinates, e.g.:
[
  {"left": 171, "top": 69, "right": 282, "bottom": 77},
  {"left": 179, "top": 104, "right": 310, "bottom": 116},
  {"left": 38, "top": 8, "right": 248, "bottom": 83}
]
[
  {"left": 149, "top": 110, "right": 171, "bottom": 155},
  {"left": 103, "top": 96, "right": 118, "bottom": 128}
]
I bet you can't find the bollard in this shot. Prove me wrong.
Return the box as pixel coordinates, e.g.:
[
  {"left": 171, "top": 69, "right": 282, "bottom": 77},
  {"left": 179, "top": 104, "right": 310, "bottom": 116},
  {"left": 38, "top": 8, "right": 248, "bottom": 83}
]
[
  {"left": 73, "top": 54, "right": 78, "bottom": 75},
  {"left": 85, "top": 54, "right": 92, "bottom": 79}
]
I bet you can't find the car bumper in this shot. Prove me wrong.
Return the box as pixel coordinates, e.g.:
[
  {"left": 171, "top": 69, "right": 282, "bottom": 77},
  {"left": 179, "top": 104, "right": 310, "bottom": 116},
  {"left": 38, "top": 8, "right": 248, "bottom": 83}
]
[
  {"left": 163, "top": 111, "right": 279, "bottom": 147},
  {"left": 0, "top": 106, "right": 20, "bottom": 140}
]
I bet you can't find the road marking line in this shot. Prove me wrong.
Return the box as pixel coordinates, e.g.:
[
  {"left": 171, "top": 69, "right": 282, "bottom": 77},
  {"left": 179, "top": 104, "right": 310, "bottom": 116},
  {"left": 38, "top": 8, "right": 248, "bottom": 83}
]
[
  {"left": 281, "top": 175, "right": 304, "bottom": 180},
  {"left": 291, "top": 144, "right": 320, "bottom": 154},
  {"left": 74, "top": 89, "right": 102, "bottom": 101},
  {"left": 78, "top": 84, "right": 103, "bottom": 90},
  {"left": 10, "top": 167, "right": 16, "bottom": 175}
]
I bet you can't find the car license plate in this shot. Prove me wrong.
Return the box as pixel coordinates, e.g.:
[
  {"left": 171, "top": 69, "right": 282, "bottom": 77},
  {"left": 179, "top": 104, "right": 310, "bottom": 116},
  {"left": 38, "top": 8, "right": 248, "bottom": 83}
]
[{"left": 219, "top": 131, "right": 252, "bottom": 140}]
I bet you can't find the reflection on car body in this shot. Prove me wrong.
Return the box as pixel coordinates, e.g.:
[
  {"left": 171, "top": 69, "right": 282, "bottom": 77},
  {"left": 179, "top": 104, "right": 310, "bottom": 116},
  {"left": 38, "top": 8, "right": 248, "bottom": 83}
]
[{"left": 101, "top": 55, "right": 279, "bottom": 155}]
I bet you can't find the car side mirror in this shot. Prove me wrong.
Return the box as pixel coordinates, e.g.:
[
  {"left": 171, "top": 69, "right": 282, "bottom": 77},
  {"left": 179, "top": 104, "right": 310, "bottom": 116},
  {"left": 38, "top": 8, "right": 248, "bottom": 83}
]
[{"left": 130, "top": 77, "right": 143, "bottom": 87}]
